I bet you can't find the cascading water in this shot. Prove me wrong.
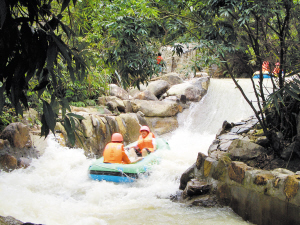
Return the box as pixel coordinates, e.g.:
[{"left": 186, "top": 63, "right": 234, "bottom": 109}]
[{"left": 0, "top": 78, "right": 259, "bottom": 225}]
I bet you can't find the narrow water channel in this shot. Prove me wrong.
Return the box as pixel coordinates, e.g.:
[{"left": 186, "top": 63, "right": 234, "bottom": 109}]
[{"left": 0, "top": 78, "right": 260, "bottom": 225}]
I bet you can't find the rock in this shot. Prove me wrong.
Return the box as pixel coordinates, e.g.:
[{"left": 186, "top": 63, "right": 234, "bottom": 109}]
[
  {"left": 212, "top": 155, "right": 231, "bottom": 181},
  {"left": 81, "top": 115, "right": 94, "bottom": 138},
  {"left": 105, "top": 96, "right": 126, "bottom": 112},
  {"left": 254, "top": 173, "right": 275, "bottom": 185},
  {"left": 218, "top": 134, "right": 240, "bottom": 140},
  {"left": 128, "top": 88, "right": 142, "bottom": 98},
  {"left": 219, "top": 140, "right": 233, "bottom": 151},
  {"left": 146, "top": 80, "right": 170, "bottom": 98},
  {"left": 133, "top": 90, "right": 158, "bottom": 101},
  {"left": 106, "top": 101, "right": 118, "bottom": 113},
  {"left": 119, "top": 113, "right": 141, "bottom": 144},
  {"left": 188, "top": 78, "right": 208, "bottom": 95},
  {"left": 203, "top": 157, "right": 216, "bottom": 177},
  {"left": 97, "top": 96, "right": 106, "bottom": 105},
  {"left": 222, "top": 120, "right": 234, "bottom": 131},
  {"left": 199, "top": 76, "right": 210, "bottom": 90},
  {"left": 123, "top": 100, "right": 132, "bottom": 113},
  {"left": 167, "top": 82, "right": 202, "bottom": 102},
  {"left": 0, "top": 122, "right": 31, "bottom": 148},
  {"left": 108, "top": 84, "right": 129, "bottom": 100},
  {"left": 209, "top": 150, "right": 227, "bottom": 160},
  {"left": 191, "top": 195, "right": 219, "bottom": 208},
  {"left": 0, "top": 216, "right": 23, "bottom": 225},
  {"left": 0, "top": 139, "right": 10, "bottom": 150},
  {"left": 179, "top": 163, "right": 196, "bottom": 190},
  {"left": 131, "top": 99, "right": 179, "bottom": 117},
  {"left": 195, "top": 72, "right": 208, "bottom": 77},
  {"left": 162, "top": 96, "right": 179, "bottom": 103},
  {"left": 180, "top": 95, "right": 187, "bottom": 104},
  {"left": 216, "top": 184, "right": 232, "bottom": 205},
  {"left": 208, "top": 144, "right": 218, "bottom": 154},
  {"left": 284, "top": 174, "right": 300, "bottom": 200},
  {"left": 183, "top": 179, "right": 212, "bottom": 197},
  {"left": 255, "top": 136, "right": 269, "bottom": 148},
  {"left": 228, "top": 139, "right": 266, "bottom": 160},
  {"left": 228, "top": 161, "right": 248, "bottom": 184},
  {"left": 160, "top": 73, "right": 184, "bottom": 85},
  {"left": 144, "top": 116, "right": 178, "bottom": 135},
  {"left": 0, "top": 154, "right": 18, "bottom": 171},
  {"left": 196, "top": 152, "right": 207, "bottom": 169}
]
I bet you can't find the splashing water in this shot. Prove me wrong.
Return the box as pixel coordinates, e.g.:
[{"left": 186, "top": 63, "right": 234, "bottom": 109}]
[{"left": 0, "top": 79, "right": 256, "bottom": 225}]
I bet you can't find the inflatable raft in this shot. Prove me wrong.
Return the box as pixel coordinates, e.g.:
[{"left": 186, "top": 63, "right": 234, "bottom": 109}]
[
  {"left": 88, "top": 138, "right": 170, "bottom": 183},
  {"left": 253, "top": 71, "right": 271, "bottom": 79}
]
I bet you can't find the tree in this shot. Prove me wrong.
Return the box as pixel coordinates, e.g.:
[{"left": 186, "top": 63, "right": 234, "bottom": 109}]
[
  {"left": 156, "top": 0, "right": 300, "bottom": 154},
  {"left": 0, "top": 0, "right": 87, "bottom": 144}
]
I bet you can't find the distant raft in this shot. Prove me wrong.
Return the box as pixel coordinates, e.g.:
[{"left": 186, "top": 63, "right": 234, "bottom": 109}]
[
  {"left": 88, "top": 138, "right": 170, "bottom": 183},
  {"left": 253, "top": 71, "right": 271, "bottom": 79}
]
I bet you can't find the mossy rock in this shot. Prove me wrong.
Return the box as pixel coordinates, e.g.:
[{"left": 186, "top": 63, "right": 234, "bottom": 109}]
[
  {"left": 212, "top": 156, "right": 231, "bottom": 181},
  {"left": 284, "top": 175, "right": 300, "bottom": 200},
  {"left": 253, "top": 129, "right": 264, "bottom": 136}
]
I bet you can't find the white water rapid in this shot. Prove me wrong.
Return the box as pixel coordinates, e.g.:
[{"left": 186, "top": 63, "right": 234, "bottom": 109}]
[{"left": 0, "top": 79, "right": 260, "bottom": 225}]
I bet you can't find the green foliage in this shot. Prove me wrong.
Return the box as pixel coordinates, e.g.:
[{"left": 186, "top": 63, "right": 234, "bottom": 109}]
[
  {"left": 0, "top": 0, "right": 88, "bottom": 142},
  {"left": 0, "top": 108, "right": 22, "bottom": 131},
  {"left": 153, "top": 0, "right": 300, "bottom": 154},
  {"left": 103, "top": 16, "right": 164, "bottom": 88}
]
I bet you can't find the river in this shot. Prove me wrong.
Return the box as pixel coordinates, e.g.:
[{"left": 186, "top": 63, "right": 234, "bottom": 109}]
[{"left": 0, "top": 78, "right": 262, "bottom": 225}]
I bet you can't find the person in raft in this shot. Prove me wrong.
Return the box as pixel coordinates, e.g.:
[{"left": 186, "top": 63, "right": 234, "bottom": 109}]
[
  {"left": 103, "top": 133, "right": 142, "bottom": 164},
  {"left": 129, "top": 126, "right": 156, "bottom": 158}
]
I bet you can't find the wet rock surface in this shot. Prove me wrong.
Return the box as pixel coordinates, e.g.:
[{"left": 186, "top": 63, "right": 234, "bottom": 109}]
[{"left": 179, "top": 115, "right": 300, "bottom": 225}]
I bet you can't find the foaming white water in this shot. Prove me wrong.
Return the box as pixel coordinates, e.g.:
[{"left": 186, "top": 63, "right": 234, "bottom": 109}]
[
  {"left": 166, "top": 78, "right": 258, "bottom": 159},
  {"left": 0, "top": 79, "right": 255, "bottom": 225}
]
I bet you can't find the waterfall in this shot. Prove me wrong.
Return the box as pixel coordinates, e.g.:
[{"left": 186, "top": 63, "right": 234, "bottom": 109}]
[{"left": 0, "top": 79, "right": 257, "bottom": 225}]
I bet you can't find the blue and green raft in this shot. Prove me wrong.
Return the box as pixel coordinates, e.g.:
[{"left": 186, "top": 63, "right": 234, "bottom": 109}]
[{"left": 88, "top": 138, "right": 170, "bottom": 183}]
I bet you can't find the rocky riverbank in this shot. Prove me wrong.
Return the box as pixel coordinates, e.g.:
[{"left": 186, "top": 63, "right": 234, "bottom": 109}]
[{"left": 177, "top": 116, "right": 300, "bottom": 225}]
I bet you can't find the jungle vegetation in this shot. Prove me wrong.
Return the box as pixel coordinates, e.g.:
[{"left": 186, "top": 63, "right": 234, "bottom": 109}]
[{"left": 1, "top": 0, "right": 300, "bottom": 155}]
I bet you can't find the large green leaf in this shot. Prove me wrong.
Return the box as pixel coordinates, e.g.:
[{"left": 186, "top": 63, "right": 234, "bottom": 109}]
[
  {"left": 63, "top": 117, "right": 75, "bottom": 145},
  {"left": 43, "top": 100, "right": 56, "bottom": 134}
]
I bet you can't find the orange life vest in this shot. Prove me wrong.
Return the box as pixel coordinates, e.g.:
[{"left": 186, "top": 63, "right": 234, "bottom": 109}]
[
  {"left": 103, "top": 143, "right": 131, "bottom": 164},
  {"left": 137, "top": 132, "right": 155, "bottom": 152},
  {"left": 157, "top": 56, "right": 163, "bottom": 65},
  {"left": 262, "top": 61, "right": 270, "bottom": 73}
]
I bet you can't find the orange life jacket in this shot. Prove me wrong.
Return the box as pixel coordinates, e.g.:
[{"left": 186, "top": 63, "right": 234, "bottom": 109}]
[
  {"left": 157, "top": 56, "right": 163, "bottom": 65},
  {"left": 103, "top": 142, "right": 131, "bottom": 164},
  {"left": 137, "top": 132, "right": 155, "bottom": 152},
  {"left": 262, "top": 61, "right": 270, "bottom": 73}
]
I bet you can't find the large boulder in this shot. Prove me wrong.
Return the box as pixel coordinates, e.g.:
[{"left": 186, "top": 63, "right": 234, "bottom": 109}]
[
  {"left": 128, "top": 84, "right": 148, "bottom": 97},
  {"left": 108, "top": 84, "right": 129, "bottom": 100},
  {"left": 0, "top": 122, "right": 32, "bottom": 148},
  {"left": 104, "top": 96, "right": 126, "bottom": 112},
  {"left": 161, "top": 73, "right": 184, "bottom": 85},
  {"left": 145, "top": 116, "right": 178, "bottom": 135},
  {"left": 0, "top": 123, "right": 40, "bottom": 171},
  {"left": 81, "top": 115, "right": 94, "bottom": 138},
  {"left": 0, "top": 216, "right": 23, "bottom": 225},
  {"left": 131, "top": 99, "right": 179, "bottom": 117},
  {"left": 133, "top": 90, "right": 158, "bottom": 101},
  {"left": 188, "top": 77, "right": 210, "bottom": 95},
  {"left": 0, "top": 154, "right": 18, "bottom": 171},
  {"left": 119, "top": 113, "right": 141, "bottom": 145},
  {"left": 228, "top": 139, "right": 266, "bottom": 160},
  {"left": 167, "top": 82, "right": 202, "bottom": 102},
  {"left": 146, "top": 80, "right": 170, "bottom": 98}
]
